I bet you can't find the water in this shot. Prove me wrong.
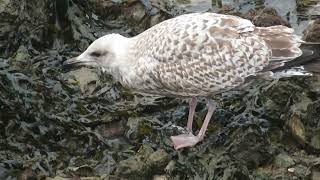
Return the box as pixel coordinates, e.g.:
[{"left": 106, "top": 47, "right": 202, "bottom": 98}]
[
  {"left": 182, "top": 0, "right": 320, "bottom": 35},
  {"left": 176, "top": 0, "right": 213, "bottom": 12}
]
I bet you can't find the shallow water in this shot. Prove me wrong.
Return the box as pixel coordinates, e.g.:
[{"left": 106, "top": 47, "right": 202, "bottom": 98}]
[
  {"left": 176, "top": 0, "right": 213, "bottom": 12},
  {"left": 179, "top": 0, "right": 319, "bottom": 35}
]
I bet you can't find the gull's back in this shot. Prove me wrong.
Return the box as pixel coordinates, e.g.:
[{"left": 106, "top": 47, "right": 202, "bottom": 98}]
[{"left": 124, "top": 13, "right": 305, "bottom": 97}]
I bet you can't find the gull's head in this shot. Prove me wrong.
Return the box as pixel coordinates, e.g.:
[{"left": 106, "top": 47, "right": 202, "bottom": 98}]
[{"left": 63, "top": 33, "right": 130, "bottom": 72}]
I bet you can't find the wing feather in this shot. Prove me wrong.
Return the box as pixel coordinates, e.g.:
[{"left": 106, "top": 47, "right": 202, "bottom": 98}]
[{"left": 131, "top": 13, "right": 270, "bottom": 96}]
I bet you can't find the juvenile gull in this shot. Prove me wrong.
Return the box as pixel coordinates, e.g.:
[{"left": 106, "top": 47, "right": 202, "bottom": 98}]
[{"left": 64, "top": 12, "right": 320, "bottom": 150}]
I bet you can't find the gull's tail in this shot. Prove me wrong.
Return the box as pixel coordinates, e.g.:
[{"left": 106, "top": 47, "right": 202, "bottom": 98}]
[
  {"left": 255, "top": 25, "right": 320, "bottom": 78},
  {"left": 272, "top": 43, "right": 320, "bottom": 74}
]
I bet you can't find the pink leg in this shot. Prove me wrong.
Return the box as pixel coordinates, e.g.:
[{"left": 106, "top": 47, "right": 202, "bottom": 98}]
[
  {"left": 170, "top": 101, "right": 216, "bottom": 150},
  {"left": 196, "top": 101, "right": 215, "bottom": 141},
  {"left": 187, "top": 97, "right": 197, "bottom": 131}
]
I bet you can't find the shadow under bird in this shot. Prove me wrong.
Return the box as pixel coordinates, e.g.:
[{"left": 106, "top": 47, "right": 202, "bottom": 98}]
[{"left": 63, "top": 12, "right": 320, "bottom": 150}]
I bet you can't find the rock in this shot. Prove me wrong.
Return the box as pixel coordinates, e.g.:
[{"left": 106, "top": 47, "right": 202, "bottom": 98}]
[
  {"left": 125, "top": 117, "right": 144, "bottom": 140},
  {"left": 287, "top": 113, "right": 306, "bottom": 145},
  {"left": 311, "top": 170, "right": 320, "bottom": 180},
  {"left": 94, "top": 151, "right": 116, "bottom": 176},
  {"left": 307, "top": 2, "right": 320, "bottom": 16},
  {"left": 0, "top": 0, "right": 19, "bottom": 16},
  {"left": 146, "top": 149, "right": 170, "bottom": 169},
  {"left": 290, "top": 93, "right": 312, "bottom": 113},
  {"left": 153, "top": 175, "right": 168, "bottom": 180},
  {"left": 116, "top": 145, "right": 170, "bottom": 179},
  {"left": 206, "top": 154, "right": 251, "bottom": 179},
  {"left": 274, "top": 153, "right": 295, "bottom": 168},
  {"left": 2, "top": 0, "right": 320, "bottom": 179},
  {"left": 175, "top": 0, "right": 212, "bottom": 13},
  {"left": 306, "top": 100, "right": 320, "bottom": 127},
  {"left": 303, "top": 19, "right": 320, "bottom": 42},
  {"left": 68, "top": 165, "right": 95, "bottom": 177},
  {"left": 96, "top": 121, "right": 125, "bottom": 138},
  {"left": 47, "top": 176, "right": 68, "bottom": 180},
  {"left": 19, "top": 168, "right": 37, "bottom": 180},
  {"left": 116, "top": 155, "right": 146, "bottom": 178},
  {"left": 291, "top": 164, "right": 308, "bottom": 178},
  {"left": 297, "top": 0, "right": 317, "bottom": 8},
  {"left": 149, "top": 14, "right": 166, "bottom": 28},
  {"left": 245, "top": 8, "right": 290, "bottom": 27},
  {"left": 310, "top": 164, "right": 320, "bottom": 180},
  {"left": 125, "top": 116, "right": 153, "bottom": 141},
  {"left": 310, "top": 132, "right": 320, "bottom": 150},
  {"left": 0, "top": 164, "right": 10, "bottom": 180},
  {"left": 13, "top": 45, "right": 31, "bottom": 67},
  {"left": 123, "top": 2, "right": 146, "bottom": 25},
  {"left": 227, "top": 126, "right": 273, "bottom": 170},
  {"left": 261, "top": 80, "right": 303, "bottom": 124},
  {"left": 307, "top": 76, "right": 320, "bottom": 94},
  {"left": 67, "top": 68, "right": 99, "bottom": 94},
  {"left": 164, "top": 160, "right": 176, "bottom": 174}
]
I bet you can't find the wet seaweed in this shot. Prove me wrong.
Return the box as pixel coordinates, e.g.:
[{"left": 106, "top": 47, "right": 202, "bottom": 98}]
[{"left": 1, "top": 0, "right": 320, "bottom": 179}]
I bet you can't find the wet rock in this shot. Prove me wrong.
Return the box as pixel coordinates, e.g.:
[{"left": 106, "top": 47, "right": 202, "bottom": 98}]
[
  {"left": 0, "top": 1, "right": 19, "bottom": 55},
  {"left": 164, "top": 160, "right": 176, "bottom": 174},
  {"left": 19, "top": 168, "right": 37, "bottom": 180},
  {"left": 303, "top": 19, "right": 320, "bottom": 42},
  {"left": 68, "top": 165, "right": 95, "bottom": 177},
  {"left": 290, "top": 164, "right": 309, "bottom": 178},
  {"left": 96, "top": 121, "right": 125, "bottom": 138},
  {"left": 54, "top": 0, "right": 70, "bottom": 32},
  {"left": 274, "top": 153, "right": 295, "bottom": 168},
  {"left": 0, "top": 0, "right": 19, "bottom": 16},
  {"left": 228, "top": 126, "right": 273, "bottom": 170},
  {"left": 123, "top": 2, "right": 146, "bottom": 25},
  {"left": 125, "top": 117, "right": 144, "bottom": 140},
  {"left": 205, "top": 154, "right": 251, "bottom": 179},
  {"left": 287, "top": 113, "right": 306, "bottom": 145},
  {"left": 306, "top": 100, "right": 320, "bottom": 127},
  {"left": 149, "top": 14, "right": 167, "bottom": 28},
  {"left": 310, "top": 131, "right": 320, "bottom": 150},
  {"left": 2, "top": 0, "right": 320, "bottom": 179},
  {"left": 67, "top": 68, "right": 99, "bottom": 94},
  {"left": 290, "top": 93, "right": 312, "bottom": 113},
  {"left": 13, "top": 45, "right": 31, "bottom": 68},
  {"left": 116, "top": 145, "right": 170, "bottom": 179},
  {"left": 306, "top": 76, "right": 320, "bottom": 94},
  {"left": 310, "top": 163, "right": 320, "bottom": 180},
  {"left": 94, "top": 150, "right": 117, "bottom": 176},
  {"left": 125, "top": 116, "right": 154, "bottom": 141},
  {"left": 175, "top": 0, "right": 212, "bottom": 13},
  {"left": 245, "top": 8, "right": 290, "bottom": 27},
  {"left": 153, "top": 175, "right": 168, "bottom": 180},
  {"left": 0, "top": 164, "right": 9, "bottom": 180},
  {"left": 260, "top": 80, "right": 306, "bottom": 125},
  {"left": 307, "top": 2, "right": 320, "bottom": 16},
  {"left": 146, "top": 149, "right": 170, "bottom": 169},
  {"left": 297, "top": 0, "right": 317, "bottom": 9}
]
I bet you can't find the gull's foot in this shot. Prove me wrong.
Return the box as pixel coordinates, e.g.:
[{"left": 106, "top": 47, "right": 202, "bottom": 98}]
[{"left": 170, "top": 133, "right": 202, "bottom": 150}]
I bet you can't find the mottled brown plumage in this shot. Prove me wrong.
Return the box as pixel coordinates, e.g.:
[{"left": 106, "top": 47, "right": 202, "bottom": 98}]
[
  {"left": 64, "top": 12, "right": 311, "bottom": 150},
  {"left": 120, "top": 13, "right": 301, "bottom": 97}
]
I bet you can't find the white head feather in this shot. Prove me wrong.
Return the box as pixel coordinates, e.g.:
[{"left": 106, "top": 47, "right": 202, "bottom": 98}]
[{"left": 74, "top": 33, "right": 135, "bottom": 81}]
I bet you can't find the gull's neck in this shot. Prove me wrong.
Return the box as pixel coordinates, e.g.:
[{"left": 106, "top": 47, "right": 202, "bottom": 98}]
[{"left": 107, "top": 36, "right": 137, "bottom": 84}]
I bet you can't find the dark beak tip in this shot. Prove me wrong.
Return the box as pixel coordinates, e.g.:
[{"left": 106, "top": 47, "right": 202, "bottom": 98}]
[
  {"left": 63, "top": 57, "right": 78, "bottom": 65},
  {"left": 62, "top": 57, "right": 79, "bottom": 69}
]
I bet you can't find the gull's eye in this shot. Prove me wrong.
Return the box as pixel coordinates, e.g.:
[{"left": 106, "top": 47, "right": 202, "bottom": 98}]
[{"left": 90, "top": 51, "right": 102, "bottom": 57}]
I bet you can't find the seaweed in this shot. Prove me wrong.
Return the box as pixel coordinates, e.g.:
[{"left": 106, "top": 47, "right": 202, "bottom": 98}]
[{"left": 1, "top": 0, "right": 320, "bottom": 179}]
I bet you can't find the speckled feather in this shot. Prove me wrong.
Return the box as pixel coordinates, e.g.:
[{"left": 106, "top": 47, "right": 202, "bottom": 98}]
[{"left": 118, "top": 13, "right": 302, "bottom": 97}]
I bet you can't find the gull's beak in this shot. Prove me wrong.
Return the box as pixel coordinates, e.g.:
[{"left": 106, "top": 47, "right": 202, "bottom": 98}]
[
  {"left": 63, "top": 55, "right": 97, "bottom": 69},
  {"left": 63, "top": 57, "right": 79, "bottom": 67}
]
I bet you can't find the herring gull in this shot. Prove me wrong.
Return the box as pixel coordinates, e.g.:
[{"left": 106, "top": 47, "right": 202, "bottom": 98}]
[{"left": 63, "top": 12, "right": 320, "bottom": 150}]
